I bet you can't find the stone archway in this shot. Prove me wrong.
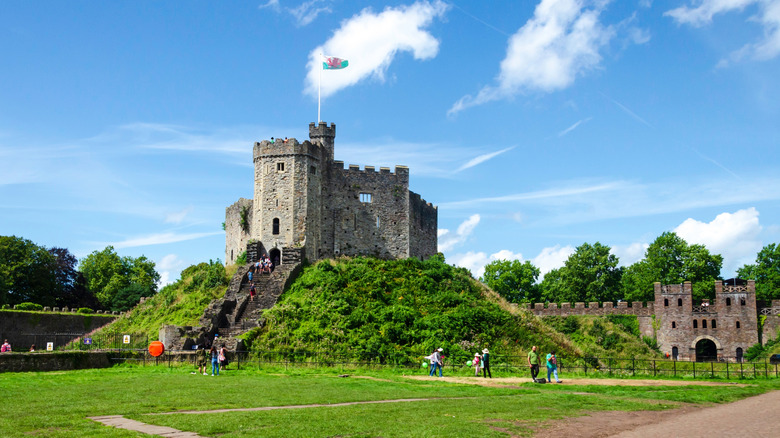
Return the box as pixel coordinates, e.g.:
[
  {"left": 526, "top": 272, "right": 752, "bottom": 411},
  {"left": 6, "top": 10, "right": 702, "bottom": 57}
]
[
  {"left": 695, "top": 339, "right": 718, "bottom": 362},
  {"left": 269, "top": 248, "right": 281, "bottom": 267}
]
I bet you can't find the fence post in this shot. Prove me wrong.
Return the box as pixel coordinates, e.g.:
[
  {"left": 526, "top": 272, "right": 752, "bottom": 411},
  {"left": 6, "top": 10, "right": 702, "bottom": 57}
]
[
  {"left": 632, "top": 358, "right": 636, "bottom": 377},
  {"left": 693, "top": 360, "right": 696, "bottom": 378},
  {"left": 726, "top": 361, "right": 729, "bottom": 379},
  {"left": 765, "top": 359, "right": 768, "bottom": 378},
  {"left": 608, "top": 358, "right": 612, "bottom": 375},
  {"left": 653, "top": 360, "right": 656, "bottom": 377},
  {"left": 740, "top": 360, "right": 744, "bottom": 379},
  {"left": 673, "top": 359, "right": 676, "bottom": 377},
  {"left": 711, "top": 361, "right": 714, "bottom": 378}
]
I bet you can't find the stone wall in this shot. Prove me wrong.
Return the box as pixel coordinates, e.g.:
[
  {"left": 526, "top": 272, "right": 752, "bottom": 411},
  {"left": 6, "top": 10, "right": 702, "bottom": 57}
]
[
  {"left": 761, "top": 300, "right": 780, "bottom": 343},
  {"left": 408, "top": 191, "right": 438, "bottom": 259},
  {"left": 225, "top": 197, "right": 254, "bottom": 264},
  {"left": 0, "top": 351, "right": 115, "bottom": 373},
  {"left": 530, "top": 301, "right": 654, "bottom": 338},
  {"left": 0, "top": 311, "right": 116, "bottom": 351}
]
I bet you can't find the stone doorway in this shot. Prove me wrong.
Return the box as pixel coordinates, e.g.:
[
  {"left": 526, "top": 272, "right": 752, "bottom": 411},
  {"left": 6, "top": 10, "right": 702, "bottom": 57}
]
[
  {"left": 695, "top": 338, "right": 718, "bottom": 362},
  {"left": 270, "top": 248, "right": 281, "bottom": 267}
]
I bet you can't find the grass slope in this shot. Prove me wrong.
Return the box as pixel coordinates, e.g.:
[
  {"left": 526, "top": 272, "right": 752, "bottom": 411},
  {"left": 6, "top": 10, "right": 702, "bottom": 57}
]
[
  {"left": 244, "top": 256, "right": 655, "bottom": 364},
  {"left": 95, "top": 261, "right": 232, "bottom": 340}
]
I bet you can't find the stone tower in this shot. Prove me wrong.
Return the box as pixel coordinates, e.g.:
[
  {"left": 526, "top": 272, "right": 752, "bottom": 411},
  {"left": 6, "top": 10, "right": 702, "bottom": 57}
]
[{"left": 225, "top": 122, "right": 437, "bottom": 266}]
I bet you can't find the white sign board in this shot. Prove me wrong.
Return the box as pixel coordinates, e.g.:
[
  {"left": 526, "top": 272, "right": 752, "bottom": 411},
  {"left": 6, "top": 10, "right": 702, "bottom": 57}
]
[
  {"left": 123, "top": 335, "right": 130, "bottom": 344},
  {"left": 46, "top": 342, "right": 53, "bottom": 351}
]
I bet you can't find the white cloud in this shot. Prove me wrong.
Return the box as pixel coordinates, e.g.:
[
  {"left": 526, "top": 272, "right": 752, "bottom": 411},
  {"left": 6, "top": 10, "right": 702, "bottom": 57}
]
[
  {"left": 109, "top": 232, "right": 223, "bottom": 249},
  {"left": 532, "top": 244, "right": 575, "bottom": 276},
  {"left": 558, "top": 117, "right": 592, "bottom": 137},
  {"left": 447, "top": 249, "right": 524, "bottom": 279},
  {"left": 674, "top": 207, "right": 763, "bottom": 274},
  {"left": 258, "top": 0, "right": 280, "bottom": 11},
  {"left": 438, "top": 214, "right": 480, "bottom": 252},
  {"left": 449, "top": 0, "right": 615, "bottom": 114},
  {"left": 611, "top": 242, "right": 649, "bottom": 266},
  {"left": 666, "top": 0, "right": 780, "bottom": 64},
  {"left": 156, "top": 253, "right": 186, "bottom": 286},
  {"left": 165, "top": 207, "right": 194, "bottom": 225},
  {"left": 304, "top": 1, "right": 450, "bottom": 98},
  {"left": 456, "top": 147, "right": 515, "bottom": 172},
  {"left": 289, "top": 0, "right": 332, "bottom": 26}
]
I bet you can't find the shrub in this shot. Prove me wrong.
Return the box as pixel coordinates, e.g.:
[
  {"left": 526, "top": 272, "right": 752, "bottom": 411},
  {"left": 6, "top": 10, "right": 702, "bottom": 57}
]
[
  {"left": 235, "top": 251, "right": 247, "bottom": 265},
  {"left": 642, "top": 335, "right": 659, "bottom": 351},
  {"left": 77, "top": 307, "right": 95, "bottom": 314},
  {"left": 1, "top": 304, "right": 11, "bottom": 310},
  {"left": 16, "top": 302, "right": 43, "bottom": 311}
]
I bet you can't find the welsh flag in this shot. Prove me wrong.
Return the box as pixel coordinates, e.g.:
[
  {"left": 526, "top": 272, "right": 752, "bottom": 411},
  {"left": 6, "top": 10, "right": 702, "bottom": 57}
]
[{"left": 323, "top": 56, "right": 349, "bottom": 70}]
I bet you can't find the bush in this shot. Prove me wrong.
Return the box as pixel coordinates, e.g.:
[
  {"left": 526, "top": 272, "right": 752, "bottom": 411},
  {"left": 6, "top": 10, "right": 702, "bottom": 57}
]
[
  {"left": 642, "top": 335, "right": 659, "bottom": 351},
  {"left": 16, "top": 302, "right": 43, "bottom": 311},
  {"left": 1, "top": 304, "right": 11, "bottom": 310},
  {"left": 77, "top": 307, "right": 95, "bottom": 314},
  {"left": 235, "top": 251, "right": 247, "bottom": 265}
]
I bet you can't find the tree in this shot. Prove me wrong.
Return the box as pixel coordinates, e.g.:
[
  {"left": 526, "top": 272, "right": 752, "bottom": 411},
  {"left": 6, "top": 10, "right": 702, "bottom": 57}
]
[
  {"left": 48, "top": 247, "right": 98, "bottom": 308},
  {"left": 0, "top": 236, "right": 59, "bottom": 306},
  {"left": 79, "top": 246, "right": 160, "bottom": 309},
  {"left": 621, "top": 232, "right": 722, "bottom": 302},
  {"left": 737, "top": 243, "right": 780, "bottom": 301},
  {"left": 480, "top": 259, "right": 540, "bottom": 303},
  {"left": 539, "top": 267, "right": 566, "bottom": 303},
  {"left": 558, "top": 242, "right": 623, "bottom": 303}
]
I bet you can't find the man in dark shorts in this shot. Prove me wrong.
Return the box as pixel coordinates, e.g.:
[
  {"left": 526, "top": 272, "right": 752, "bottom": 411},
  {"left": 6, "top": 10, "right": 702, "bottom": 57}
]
[
  {"left": 528, "top": 345, "right": 541, "bottom": 381},
  {"left": 198, "top": 344, "right": 209, "bottom": 375}
]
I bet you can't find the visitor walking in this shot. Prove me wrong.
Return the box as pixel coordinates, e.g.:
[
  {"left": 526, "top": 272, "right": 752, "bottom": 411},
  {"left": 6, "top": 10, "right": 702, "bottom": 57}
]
[
  {"left": 429, "top": 348, "right": 443, "bottom": 377},
  {"left": 473, "top": 352, "right": 482, "bottom": 377},
  {"left": 210, "top": 345, "right": 220, "bottom": 376},
  {"left": 528, "top": 345, "right": 541, "bottom": 381},
  {"left": 482, "top": 348, "right": 492, "bottom": 378},
  {"left": 198, "top": 344, "right": 209, "bottom": 375},
  {"left": 546, "top": 350, "right": 561, "bottom": 383},
  {"left": 219, "top": 345, "right": 228, "bottom": 370}
]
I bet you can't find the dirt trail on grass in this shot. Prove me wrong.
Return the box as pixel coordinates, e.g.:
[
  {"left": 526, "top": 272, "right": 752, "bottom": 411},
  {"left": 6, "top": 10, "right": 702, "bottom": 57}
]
[
  {"left": 403, "top": 375, "right": 747, "bottom": 387},
  {"left": 540, "top": 390, "right": 780, "bottom": 438}
]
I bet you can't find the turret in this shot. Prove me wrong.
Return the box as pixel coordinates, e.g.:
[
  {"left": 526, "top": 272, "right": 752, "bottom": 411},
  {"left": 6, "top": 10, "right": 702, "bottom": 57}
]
[{"left": 309, "top": 122, "right": 335, "bottom": 160}]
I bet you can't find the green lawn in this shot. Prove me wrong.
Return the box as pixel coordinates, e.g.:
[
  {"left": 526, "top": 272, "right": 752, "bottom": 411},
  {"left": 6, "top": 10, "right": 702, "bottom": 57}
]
[{"left": 1, "top": 365, "right": 778, "bottom": 437}]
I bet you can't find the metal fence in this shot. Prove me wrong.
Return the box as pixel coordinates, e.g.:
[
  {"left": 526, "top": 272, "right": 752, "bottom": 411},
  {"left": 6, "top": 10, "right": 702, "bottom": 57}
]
[
  {"left": 108, "top": 349, "right": 780, "bottom": 380},
  {"left": 15, "top": 331, "right": 150, "bottom": 352}
]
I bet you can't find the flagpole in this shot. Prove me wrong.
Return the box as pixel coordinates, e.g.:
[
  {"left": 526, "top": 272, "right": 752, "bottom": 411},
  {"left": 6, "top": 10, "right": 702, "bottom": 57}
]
[{"left": 318, "top": 53, "right": 322, "bottom": 123}]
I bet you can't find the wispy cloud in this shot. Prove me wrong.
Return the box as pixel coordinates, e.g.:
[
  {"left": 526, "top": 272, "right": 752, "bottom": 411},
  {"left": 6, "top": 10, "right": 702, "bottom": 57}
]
[
  {"left": 440, "top": 182, "right": 622, "bottom": 209},
  {"left": 449, "top": 0, "right": 615, "bottom": 115},
  {"left": 456, "top": 147, "right": 515, "bottom": 172},
  {"left": 108, "top": 231, "right": 223, "bottom": 249},
  {"left": 304, "top": 1, "right": 450, "bottom": 98},
  {"left": 666, "top": 0, "right": 780, "bottom": 65},
  {"left": 601, "top": 93, "right": 654, "bottom": 128},
  {"left": 692, "top": 148, "right": 742, "bottom": 180},
  {"left": 289, "top": 0, "right": 332, "bottom": 26},
  {"left": 558, "top": 117, "right": 592, "bottom": 137},
  {"left": 165, "top": 207, "right": 194, "bottom": 225},
  {"left": 258, "top": 0, "right": 280, "bottom": 11},
  {"left": 438, "top": 214, "right": 480, "bottom": 252}
]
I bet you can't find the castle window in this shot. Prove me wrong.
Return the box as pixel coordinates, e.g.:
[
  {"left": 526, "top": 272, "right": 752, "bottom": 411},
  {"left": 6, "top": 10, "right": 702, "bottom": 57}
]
[
  {"left": 678, "top": 298, "right": 683, "bottom": 307},
  {"left": 736, "top": 321, "right": 741, "bottom": 329},
  {"left": 726, "top": 297, "right": 731, "bottom": 306},
  {"left": 310, "top": 166, "right": 316, "bottom": 174},
  {"left": 702, "top": 319, "right": 707, "bottom": 329},
  {"left": 277, "top": 162, "right": 285, "bottom": 172},
  {"left": 664, "top": 298, "right": 669, "bottom": 307},
  {"left": 736, "top": 347, "right": 743, "bottom": 362},
  {"left": 376, "top": 217, "right": 380, "bottom": 228},
  {"left": 672, "top": 321, "right": 676, "bottom": 328},
  {"left": 693, "top": 320, "right": 698, "bottom": 329},
  {"left": 360, "top": 193, "right": 372, "bottom": 203},
  {"left": 672, "top": 346, "right": 678, "bottom": 360},
  {"left": 740, "top": 298, "right": 746, "bottom": 306},
  {"left": 272, "top": 218, "right": 280, "bottom": 235},
  {"left": 711, "top": 319, "right": 716, "bottom": 329}
]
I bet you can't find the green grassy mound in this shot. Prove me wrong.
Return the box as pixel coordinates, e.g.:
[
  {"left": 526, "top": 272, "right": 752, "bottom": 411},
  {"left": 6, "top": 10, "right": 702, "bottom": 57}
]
[
  {"left": 97, "top": 260, "right": 232, "bottom": 340},
  {"left": 542, "top": 315, "right": 659, "bottom": 358},
  {"left": 243, "top": 255, "right": 595, "bottom": 364}
]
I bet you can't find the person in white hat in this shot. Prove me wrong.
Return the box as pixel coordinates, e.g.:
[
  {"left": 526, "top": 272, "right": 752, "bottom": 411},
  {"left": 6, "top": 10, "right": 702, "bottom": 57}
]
[
  {"left": 429, "top": 348, "right": 444, "bottom": 377},
  {"left": 473, "top": 352, "right": 482, "bottom": 377},
  {"left": 482, "top": 348, "right": 491, "bottom": 378}
]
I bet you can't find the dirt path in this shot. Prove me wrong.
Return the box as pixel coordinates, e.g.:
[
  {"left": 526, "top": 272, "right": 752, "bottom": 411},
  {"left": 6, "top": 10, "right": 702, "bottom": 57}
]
[{"left": 403, "top": 375, "right": 747, "bottom": 387}]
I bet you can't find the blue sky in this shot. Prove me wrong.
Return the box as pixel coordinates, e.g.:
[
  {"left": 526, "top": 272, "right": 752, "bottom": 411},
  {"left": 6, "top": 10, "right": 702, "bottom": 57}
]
[{"left": 2, "top": 0, "right": 779, "bottom": 286}]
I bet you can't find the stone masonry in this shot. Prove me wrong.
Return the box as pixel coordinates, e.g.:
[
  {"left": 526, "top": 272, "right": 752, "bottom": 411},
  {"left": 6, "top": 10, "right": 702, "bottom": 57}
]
[
  {"left": 225, "top": 122, "right": 437, "bottom": 266},
  {"left": 530, "top": 280, "right": 780, "bottom": 362}
]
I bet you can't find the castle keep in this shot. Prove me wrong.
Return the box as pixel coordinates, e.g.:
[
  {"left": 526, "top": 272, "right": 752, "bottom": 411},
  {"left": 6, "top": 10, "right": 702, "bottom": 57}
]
[{"left": 225, "top": 122, "right": 438, "bottom": 266}]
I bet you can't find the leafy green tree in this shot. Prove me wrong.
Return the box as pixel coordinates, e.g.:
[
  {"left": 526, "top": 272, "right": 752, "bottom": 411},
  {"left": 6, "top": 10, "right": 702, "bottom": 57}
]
[
  {"left": 79, "top": 246, "right": 160, "bottom": 309},
  {"left": 553, "top": 242, "right": 623, "bottom": 303},
  {"left": 539, "top": 267, "right": 566, "bottom": 303},
  {"left": 0, "top": 236, "right": 59, "bottom": 306},
  {"left": 621, "top": 232, "right": 722, "bottom": 302},
  {"left": 48, "top": 247, "right": 98, "bottom": 308},
  {"left": 737, "top": 243, "right": 780, "bottom": 301},
  {"left": 480, "top": 259, "right": 540, "bottom": 303}
]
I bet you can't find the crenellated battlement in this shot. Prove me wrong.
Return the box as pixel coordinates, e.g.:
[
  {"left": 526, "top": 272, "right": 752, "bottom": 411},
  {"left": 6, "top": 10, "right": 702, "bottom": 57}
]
[
  {"left": 530, "top": 301, "right": 655, "bottom": 317},
  {"left": 331, "top": 161, "right": 409, "bottom": 177}
]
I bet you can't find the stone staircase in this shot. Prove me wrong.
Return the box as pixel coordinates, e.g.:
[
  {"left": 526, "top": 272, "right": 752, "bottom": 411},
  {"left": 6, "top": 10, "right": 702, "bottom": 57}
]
[{"left": 160, "top": 249, "right": 304, "bottom": 352}]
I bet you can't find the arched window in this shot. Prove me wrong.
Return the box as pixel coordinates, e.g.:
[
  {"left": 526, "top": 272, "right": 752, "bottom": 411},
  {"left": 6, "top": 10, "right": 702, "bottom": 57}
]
[
  {"left": 736, "top": 347, "right": 743, "bottom": 362},
  {"left": 726, "top": 297, "right": 731, "bottom": 306},
  {"left": 672, "top": 346, "right": 679, "bottom": 360},
  {"left": 702, "top": 319, "right": 707, "bottom": 329},
  {"left": 664, "top": 298, "right": 669, "bottom": 307},
  {"left": 272, "top": 218, "right": 280, "bottom": 235},
  {"left": 693, "top": 320, "right": 698, "bottom": 329},
  {"left": 711, "top": 319, "right": 717, "bottom": 329},
  {"left": 736, "top": 321, "right": 741, "bottom": 329},
  {"left": 672, "top": 321, "right": 676, "bottom": 328},
  {"left": 678, "top": 298, "right": 683, "bottom": 307}
]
